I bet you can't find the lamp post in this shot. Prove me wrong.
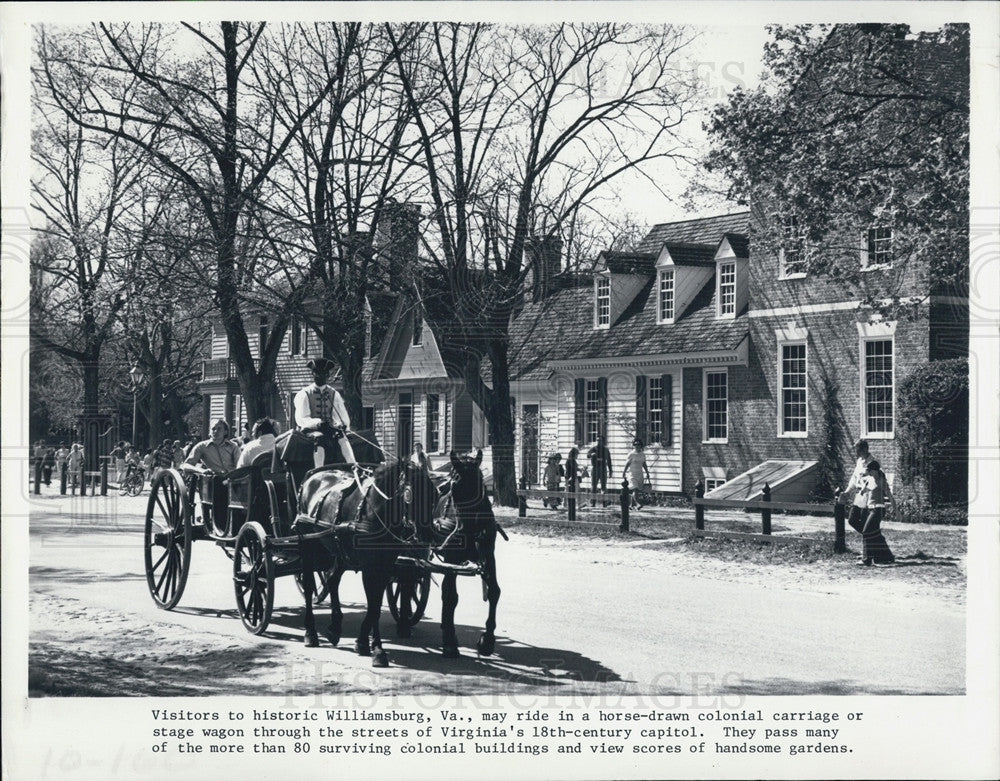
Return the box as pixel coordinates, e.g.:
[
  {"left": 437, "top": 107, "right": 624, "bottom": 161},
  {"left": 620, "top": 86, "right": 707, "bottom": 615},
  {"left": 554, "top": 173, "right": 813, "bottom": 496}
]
[{"left": 129, "top": 364, "right": 146, "bottom": 448}]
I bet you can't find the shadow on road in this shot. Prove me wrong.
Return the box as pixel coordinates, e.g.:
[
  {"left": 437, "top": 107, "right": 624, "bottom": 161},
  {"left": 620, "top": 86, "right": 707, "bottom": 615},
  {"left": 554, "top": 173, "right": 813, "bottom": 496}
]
[{"left": 715, "top": 675, "right": 963, "bottom": 696}]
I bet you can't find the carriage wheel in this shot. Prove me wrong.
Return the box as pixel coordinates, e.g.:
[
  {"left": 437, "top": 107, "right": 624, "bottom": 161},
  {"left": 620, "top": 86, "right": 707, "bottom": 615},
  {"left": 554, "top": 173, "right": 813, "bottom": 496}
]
[
  {"left": 386, "top": 571, "right": 431, "bottom": 627},
  {"left": 233, "top": 522, "right": 274, "bottom": 635},
  {"left": 144, "top": 469, "right": 192, "bottom": 610}
]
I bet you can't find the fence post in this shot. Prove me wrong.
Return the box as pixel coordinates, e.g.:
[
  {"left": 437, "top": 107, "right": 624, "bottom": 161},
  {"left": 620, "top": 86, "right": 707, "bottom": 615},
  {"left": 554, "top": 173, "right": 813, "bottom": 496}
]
[
  {"left": 100, "top": 458, "right": 109, "bottom": 496},
  {"left": 33, "top": 456, "right": 42, "bottom": 495},
  {"left": 619, "top": 480, "right": 630, "bottom": 532},
  {"left": 60, "top": 465, "right": 68, "bottom": 495},
  {"left": 694, "top": 480, "right": 705, "bottom": 531},
  {"left": 833, "top": 488, "right": 846, "bottom": 553},
  {"left": 761, "top": 483, "right": 771, "bottom": 536},
  {"left": 518, "top": 475, "right": 527, "bottom": 518},
  {"left": 567, "top": 477, "right": 576, "bottom": 522}
]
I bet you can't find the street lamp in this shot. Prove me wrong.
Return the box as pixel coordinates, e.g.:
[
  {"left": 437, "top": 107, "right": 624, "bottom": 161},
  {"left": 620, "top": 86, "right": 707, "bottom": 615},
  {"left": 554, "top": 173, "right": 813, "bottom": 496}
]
[{"left": 129, "top": 365, "right": 146, "bottom": 448}]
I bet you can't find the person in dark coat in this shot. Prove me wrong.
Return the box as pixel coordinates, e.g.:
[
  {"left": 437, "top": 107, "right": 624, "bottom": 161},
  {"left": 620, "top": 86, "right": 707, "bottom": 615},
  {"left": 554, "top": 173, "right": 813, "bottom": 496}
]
[{"left": 587, "top": 435, "right": 612, "bottom": 505}]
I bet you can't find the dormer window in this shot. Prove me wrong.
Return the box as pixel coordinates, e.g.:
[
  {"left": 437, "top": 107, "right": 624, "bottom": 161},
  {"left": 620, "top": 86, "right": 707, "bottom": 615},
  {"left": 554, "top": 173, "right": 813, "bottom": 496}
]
[
  {"left": 864, "top": 225, "right": 893, "bottom": 269},
  {"left": 594, "top": 276, "right": 610, "bottom": 328},
  {"left": 657, "top": 269, "right": 675, "bottom": 322},
  {"left": 718, "top": 262, "right": 736, "bottom": 317},
  {"left": 779, "top": 215, "right": 806, "bottom": 278}
]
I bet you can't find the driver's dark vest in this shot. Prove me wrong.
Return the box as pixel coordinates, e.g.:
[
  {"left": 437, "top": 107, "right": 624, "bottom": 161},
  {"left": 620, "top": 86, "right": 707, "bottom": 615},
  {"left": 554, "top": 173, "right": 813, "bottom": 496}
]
[{"left": 301, "top": 385, "right": 348, "bottom": 427}]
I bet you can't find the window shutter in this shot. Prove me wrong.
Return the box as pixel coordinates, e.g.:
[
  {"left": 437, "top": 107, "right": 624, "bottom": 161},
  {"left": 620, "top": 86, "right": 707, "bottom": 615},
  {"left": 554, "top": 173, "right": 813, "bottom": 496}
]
[
  {"left": 573, "top": 379, "right": 585, "bottom": 445},
  {"left": 597, "top": 376, "right": 608, "bottom": 439},
  {"left": 662, "top": 374, "right": 673, "bottom": 447},
  {"left": 635, "top": 376, "right": 648, "bottom": 445}
]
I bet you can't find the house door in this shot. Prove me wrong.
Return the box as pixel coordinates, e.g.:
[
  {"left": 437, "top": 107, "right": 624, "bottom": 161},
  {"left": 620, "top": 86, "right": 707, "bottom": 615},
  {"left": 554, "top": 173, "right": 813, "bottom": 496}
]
[
  {"left": 521, "top": 404, "right": 539, "bottom": 486},
  {"left": 397, "top": 393, "right": 413, "bottom": 459}
]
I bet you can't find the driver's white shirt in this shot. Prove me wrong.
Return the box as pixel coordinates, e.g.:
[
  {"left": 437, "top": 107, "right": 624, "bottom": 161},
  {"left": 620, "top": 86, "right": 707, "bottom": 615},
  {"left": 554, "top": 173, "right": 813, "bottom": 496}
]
[{"left": 294, "top": 383, "right": 350, "bottom": 430}]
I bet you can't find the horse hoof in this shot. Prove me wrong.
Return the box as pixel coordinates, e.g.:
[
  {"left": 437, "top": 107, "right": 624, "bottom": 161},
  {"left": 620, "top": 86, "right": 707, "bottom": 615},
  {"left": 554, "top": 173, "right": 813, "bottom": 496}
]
[
  {"left": 372, "top": 648, "right": 389, "bottom": 668},
  {"left": 304, "top": 630, "right": 319, "bottom": 648},
  {"left": 477, "top": 634, "right": 495, "bottom": 656},
  {"left": 397, "top": 623, "right": 412, "bottom": 639},
  {"left": 442, "top": 645, "right": 461, "bottom": 659},
  {"left": 355, "top": 638, "right": 371, "bottom": 656},
  {"left": 324, "top": 628, "right": 341, "bottom": 647}
]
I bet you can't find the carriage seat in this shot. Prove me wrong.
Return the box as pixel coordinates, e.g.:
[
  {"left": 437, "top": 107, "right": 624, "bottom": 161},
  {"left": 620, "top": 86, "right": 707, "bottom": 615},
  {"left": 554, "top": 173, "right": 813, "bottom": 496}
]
[{"left": 224, "top": 452, "right": 272, "bottom": 534}]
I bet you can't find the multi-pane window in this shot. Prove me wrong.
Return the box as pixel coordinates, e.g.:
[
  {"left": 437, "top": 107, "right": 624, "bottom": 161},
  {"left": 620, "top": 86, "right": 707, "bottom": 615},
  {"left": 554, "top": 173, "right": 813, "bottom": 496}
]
[
  {"left": 658, "top": 270, "right": 675, "bottom": 321},
  {"left": 705, "top": 370, "right": 728, "bottom": 441},
  {"left": 866, "top": 226, "right": 892, "bottom": 267},
  {"left": 780, "top": 343, "right": 808, "bottom": 435},
  {"left": 863, "top": 339, "right": 894, "bottom": 435},
  {"left": 585, "top": 379, "right": 602, "bottom": 442},
  {"left": 648, "top": 377, "right": 663, "bottom": 443},
  {"left": 704, "top": 477, "right": 726, "bottom": 492},
  {"left": 780, "top": 215, "right": 806, "bottom": 276},
  {"left": 426, "top": 394, "right": 440, "bottom": 452},
  {"left": 718, "top": 262, "right": 736, "bottom": 316},
  {"left": 595, "top": 277, "right": 610, "bottom": 327}
]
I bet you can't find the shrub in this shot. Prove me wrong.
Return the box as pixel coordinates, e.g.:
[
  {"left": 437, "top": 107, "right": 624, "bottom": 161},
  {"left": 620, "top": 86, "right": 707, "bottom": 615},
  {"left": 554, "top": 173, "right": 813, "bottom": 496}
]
[{"left": 896, "top": 358, "right": 968, "bottom": 506}]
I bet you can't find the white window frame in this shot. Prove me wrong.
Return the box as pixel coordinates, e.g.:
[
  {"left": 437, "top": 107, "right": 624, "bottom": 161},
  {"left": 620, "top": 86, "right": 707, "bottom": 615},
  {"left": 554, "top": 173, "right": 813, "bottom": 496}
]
[
  {"left": 777, "top": 339, "right": 808, "bottom": 438},
  {"left": 704, "top": 477, "right": 727, "bottom": 492},
  {"left": 656, "top": 269, "right": 675, "bottom": 323},
  {"left": 778, "top": 214, "right": 807, "bottom": 280},
  {"left": 585, "top": 379, "right": 602, "bottom": 443},
  {"left": 861, "top": 225, "right": 893, "bottom": 270},
  {"left": 717, "top": 261, "right": 737, "bottom": 318},
  {"left": 859, "top": 333, "right": 895, "bottom": 440},
  {"left": 594, "top": 275, "right": 611, "bottom": 329},
  {"left": 648, "top": 376, "right": 664, "bottom": 444},
  {"left": 426, "top": 393, "right": 441, "bottom": 453},
  {"left": 702, "top": 368, "right": 728, "bottom": 444}
]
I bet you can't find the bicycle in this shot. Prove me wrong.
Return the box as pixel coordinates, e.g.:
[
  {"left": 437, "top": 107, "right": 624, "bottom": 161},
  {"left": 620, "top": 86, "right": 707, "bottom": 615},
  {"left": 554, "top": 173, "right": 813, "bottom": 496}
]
[{"left": 119, "top": 467, "right": 145, "bottom": 497}]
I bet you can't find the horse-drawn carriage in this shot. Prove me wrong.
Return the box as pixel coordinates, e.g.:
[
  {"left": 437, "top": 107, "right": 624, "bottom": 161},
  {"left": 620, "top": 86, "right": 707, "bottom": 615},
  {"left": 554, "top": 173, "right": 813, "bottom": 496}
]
[{"left": 143, "top": 430, "right": 501, "bottom": 665}]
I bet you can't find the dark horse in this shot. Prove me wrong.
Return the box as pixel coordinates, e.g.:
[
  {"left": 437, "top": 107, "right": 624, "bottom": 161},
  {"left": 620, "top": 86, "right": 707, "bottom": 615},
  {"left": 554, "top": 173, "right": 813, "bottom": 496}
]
[
  {"left": 434, "top": 449, "right": 502, "bottom": 657},
  {"left": 296, "top": 457, "right": 439, "bottom": 667}
]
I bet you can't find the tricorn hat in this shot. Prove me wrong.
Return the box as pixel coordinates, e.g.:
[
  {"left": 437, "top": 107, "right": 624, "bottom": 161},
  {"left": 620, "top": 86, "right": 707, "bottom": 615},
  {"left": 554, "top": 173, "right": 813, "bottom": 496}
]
[{"left": 307, "top": 357, "right": 336, "bottom": 374}]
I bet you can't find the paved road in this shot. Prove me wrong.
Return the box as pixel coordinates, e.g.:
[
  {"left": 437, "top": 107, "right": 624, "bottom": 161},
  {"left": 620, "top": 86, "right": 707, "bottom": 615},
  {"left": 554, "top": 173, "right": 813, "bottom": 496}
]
[{"left": 27, "top": 492, "right": 964, "bottom": 696}]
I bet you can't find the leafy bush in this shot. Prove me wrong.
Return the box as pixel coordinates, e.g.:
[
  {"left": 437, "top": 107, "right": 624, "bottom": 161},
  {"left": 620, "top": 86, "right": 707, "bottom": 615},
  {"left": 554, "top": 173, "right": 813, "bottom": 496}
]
[{"left": 896, "top": 358, "right": 968, "bottom": 506}]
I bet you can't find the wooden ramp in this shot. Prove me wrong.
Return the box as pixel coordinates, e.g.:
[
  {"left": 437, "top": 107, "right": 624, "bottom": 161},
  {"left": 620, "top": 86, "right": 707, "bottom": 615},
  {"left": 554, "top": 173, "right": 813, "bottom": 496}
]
[{"left": 705, "top": 460, "right": 818, "bottom": 502}]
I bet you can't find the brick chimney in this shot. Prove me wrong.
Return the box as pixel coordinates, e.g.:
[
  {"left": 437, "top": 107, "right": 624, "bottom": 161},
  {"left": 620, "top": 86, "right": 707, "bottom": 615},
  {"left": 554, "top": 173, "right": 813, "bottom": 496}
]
[
  {"left": 525, "top": 235, "right": 564, "bottom": 302},
  {"left": 375, "top": 200, "right": 421, "bottom": 292}
]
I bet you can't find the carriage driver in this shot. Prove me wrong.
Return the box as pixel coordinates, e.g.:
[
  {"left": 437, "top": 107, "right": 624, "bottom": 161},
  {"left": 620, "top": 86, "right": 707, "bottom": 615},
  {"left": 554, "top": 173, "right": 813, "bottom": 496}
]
[{"left": 294, "top": 358, "right": 357, "bottom": 467}]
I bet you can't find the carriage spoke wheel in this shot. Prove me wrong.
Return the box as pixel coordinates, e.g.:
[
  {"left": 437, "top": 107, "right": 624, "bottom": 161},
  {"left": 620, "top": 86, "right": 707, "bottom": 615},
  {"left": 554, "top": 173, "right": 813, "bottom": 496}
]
[
  {"left": 143, "top": 469, "right": 191, "bottom": 610},
  {"left": 386, "top": 572, "right": 431, "bottom": 627},
  {"left": 233, "top": 522, "right": 274, "bottom": 635}
]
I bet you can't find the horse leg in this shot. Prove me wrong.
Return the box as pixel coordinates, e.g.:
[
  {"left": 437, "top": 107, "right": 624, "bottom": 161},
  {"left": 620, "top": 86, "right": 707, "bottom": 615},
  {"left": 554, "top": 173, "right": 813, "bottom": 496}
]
[
  {"left": 477, "top": 550, "right": 501, "bottom": 656},
  {"left": 324, "top": 565, "right": 345, "bottom": 646},
  {"left": 360, "top": 567, "right": 389, "bottom": 667},
  {"left": 396, "top": 575, "right": 414, "bottom": 639},
  {"left": 302, "top": 567, "right": 319, "bottom": 648},
  {"left": 441, "top": 572, "right": 460, "bottom": 658}
]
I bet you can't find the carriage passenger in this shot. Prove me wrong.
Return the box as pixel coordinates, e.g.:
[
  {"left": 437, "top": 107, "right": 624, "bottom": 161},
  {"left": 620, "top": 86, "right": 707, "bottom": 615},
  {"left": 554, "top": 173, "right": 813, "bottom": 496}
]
[
  {"left": 237, "top": 418, "right": 278, "bottom": 468},
  {"left": 184, "top": 420, "right": 240, "bottom": 474},
  {"left": 293, "top": 358, "right": 357, "bottom": 467}
]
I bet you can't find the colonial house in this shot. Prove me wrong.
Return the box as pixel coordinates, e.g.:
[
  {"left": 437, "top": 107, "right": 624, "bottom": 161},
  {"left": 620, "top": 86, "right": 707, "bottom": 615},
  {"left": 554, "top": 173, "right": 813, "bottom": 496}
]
[{"left": 365, "top": 209, "right": 966, "bottom": 502}]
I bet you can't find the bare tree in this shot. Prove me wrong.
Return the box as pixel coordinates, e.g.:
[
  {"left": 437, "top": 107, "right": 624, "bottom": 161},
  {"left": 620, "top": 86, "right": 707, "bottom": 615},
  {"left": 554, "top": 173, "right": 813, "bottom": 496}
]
[
  {"left": 389, "top": 23, "right": 698, "bottom": 504},
  {"left": 35, "top": 22, "right": 362, "bottom": 421}
]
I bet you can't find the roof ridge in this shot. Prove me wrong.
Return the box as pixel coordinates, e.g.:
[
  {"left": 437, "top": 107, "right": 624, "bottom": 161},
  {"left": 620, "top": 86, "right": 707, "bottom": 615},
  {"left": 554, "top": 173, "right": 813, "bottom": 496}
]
[{"left": 647, "top": 211, "right": 751, "bottom": 230}]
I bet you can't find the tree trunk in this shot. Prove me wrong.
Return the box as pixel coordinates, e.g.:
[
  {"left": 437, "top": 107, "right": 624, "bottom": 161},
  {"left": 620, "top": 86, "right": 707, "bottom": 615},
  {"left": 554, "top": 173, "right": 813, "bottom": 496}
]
[
  {"left": 147, "top": 373, "right": 163, "bottom": 448},
  {"left": 82, "top": 358, "right": 101, "bottom": 416},
  {"left": 486, "top": 343, "right": 517, "bottom": 507}
]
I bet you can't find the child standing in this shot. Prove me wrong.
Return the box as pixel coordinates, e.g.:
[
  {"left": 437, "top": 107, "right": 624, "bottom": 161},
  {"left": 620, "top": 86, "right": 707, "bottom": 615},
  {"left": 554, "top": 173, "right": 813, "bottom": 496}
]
[{"left": 624, "top": 439, "right": 652, "bottom": 509}]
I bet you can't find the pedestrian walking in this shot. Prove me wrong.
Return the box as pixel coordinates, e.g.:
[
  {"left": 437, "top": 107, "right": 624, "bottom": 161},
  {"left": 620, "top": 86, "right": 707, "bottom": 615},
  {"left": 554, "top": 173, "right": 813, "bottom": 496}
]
[
  {"left": 587, "top": 435, "right": 612, "bottom": 505},
  {"left": 857, "top": 460, "right": 897, "bottom": 567},
  {"left": 172, "top": 440, "right": 186, "bottom": 469},
  {"left": 624, "top": 439, "right": 652, "bottom": 509},
  {"left": 543, "top": 453, "right": 564, "bottom": 509},
  {"left": 110, "top": 441, "right": 126, "bottom": 481},
  {"left": 42, "top": 447, "right": 56, "bottom": 485},
  {"left": 67, "top": 444, "right": 84, "bottom": 491},
  {"left": 843, "top": 439, "right": 875, "bottom": 563},
  {"left": 55, "top": 442, "right": 69, "bottom": 482}
]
